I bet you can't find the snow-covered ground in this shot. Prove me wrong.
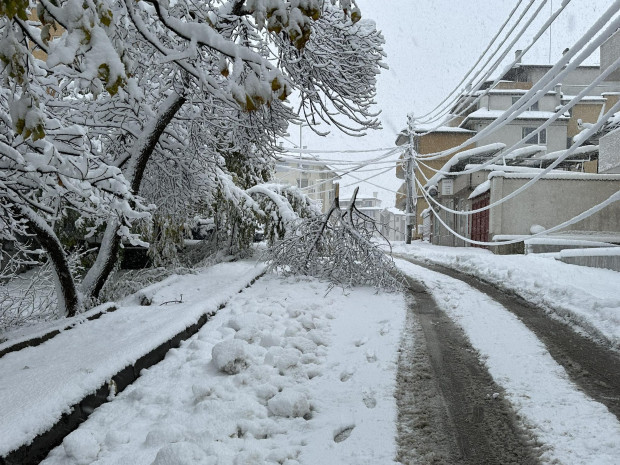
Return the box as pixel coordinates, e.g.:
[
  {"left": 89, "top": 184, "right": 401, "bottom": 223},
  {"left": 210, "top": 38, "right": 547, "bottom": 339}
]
[
  {"left": 393, "top": 241, "right": 620, "bottom": 348},
  {"left": 3, "top": 243, "right": 620, "bottom": 464},
  {"left": 38, "top": 275, "right": 405, "bottom": 465}
]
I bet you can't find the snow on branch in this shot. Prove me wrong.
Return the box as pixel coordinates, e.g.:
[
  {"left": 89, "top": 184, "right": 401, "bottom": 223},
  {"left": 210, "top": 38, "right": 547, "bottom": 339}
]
[{"left": 266, "top": 187, "right": 404, "bottom": 292}]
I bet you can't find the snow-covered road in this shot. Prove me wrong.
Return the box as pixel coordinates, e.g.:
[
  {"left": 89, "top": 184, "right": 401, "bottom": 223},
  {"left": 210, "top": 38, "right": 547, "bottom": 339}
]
[
  {"left": 396, "top": 258, "right": 620, "bottom": 465},
  {"left": 3, "top": 243, "right": 620, "bottom": 464}
]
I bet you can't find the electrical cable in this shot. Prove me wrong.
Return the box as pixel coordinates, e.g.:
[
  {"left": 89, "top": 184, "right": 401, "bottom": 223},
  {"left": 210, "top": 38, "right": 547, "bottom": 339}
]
[
  {"left": 420, "top": 0, "right": 543, "bottom": 124},
  {"left": 416, "top": 0, "right": 574, "bottom": 133},
  {"left": 411, "top": 5, "right": 620, "bottom": 164},
  {"left": 418, "top": 173, "right": 620, "bottom": 247}
]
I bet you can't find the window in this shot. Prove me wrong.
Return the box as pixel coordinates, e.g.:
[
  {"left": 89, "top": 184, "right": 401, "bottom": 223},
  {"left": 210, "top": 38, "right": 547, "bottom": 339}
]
[
  {"left": 512, "top": 96, "right": 539, "bottom": 111},
  {"left": 522, "top": 126, "right": 547, "bottom": 145},
  {"left": 297, "top": 178, "right": 309, "bottom": 188}
]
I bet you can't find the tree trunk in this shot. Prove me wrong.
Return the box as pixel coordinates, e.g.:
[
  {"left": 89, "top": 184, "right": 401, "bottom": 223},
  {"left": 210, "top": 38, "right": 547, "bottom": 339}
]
[
  {"left": 19, "top": 206, "right": 81, "bottom": 317},
  {"left": 81, "top": 91, "right": 187, "bottom": 300}
]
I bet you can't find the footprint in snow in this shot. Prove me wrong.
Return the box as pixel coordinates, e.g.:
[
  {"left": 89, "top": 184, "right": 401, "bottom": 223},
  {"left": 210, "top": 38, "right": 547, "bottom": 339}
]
[
  {"left": 334, "top": 425, "right": 355, "bottom": 443},
  {"left": 340, "top": 368, "right": 355, "bottom": 382},
  {"left": 362, "top": 391, "right": 377, "bottom": 409},
  {"left": 366, "top": 350, "right": 377, "bottom": 363}
]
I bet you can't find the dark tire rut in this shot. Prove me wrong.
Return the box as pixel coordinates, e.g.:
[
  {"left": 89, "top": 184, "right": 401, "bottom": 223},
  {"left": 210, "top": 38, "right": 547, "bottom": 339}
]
[
  {"left": 405, "top": 258, "right": 620, "bottom": 422},
  {"left": 396, "top": 277, "right": 541, "bottom": 465}
]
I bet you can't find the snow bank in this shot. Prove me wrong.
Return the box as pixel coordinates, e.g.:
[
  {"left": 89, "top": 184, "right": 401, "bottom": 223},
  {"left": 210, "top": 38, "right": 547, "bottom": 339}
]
[{"left": 393, "top": 242, "right": 620, "bottom": 347}]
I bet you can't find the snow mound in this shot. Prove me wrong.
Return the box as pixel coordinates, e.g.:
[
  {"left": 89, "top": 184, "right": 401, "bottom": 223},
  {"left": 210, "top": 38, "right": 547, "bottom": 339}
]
[
  {"left": 267, "top": 390, "right": 310, "bottom": 418},
  {"left": 150, "top": 442, "right": 213, "bottom": 465},
  {"left": 62, "top": 430, "right": 100, "bottom": 465},
  {"left": 145, "top": 427, "right": 184, "bottom": 446},
  {"left": 212, "top": 339, "right": 251, "bottom": 374}
]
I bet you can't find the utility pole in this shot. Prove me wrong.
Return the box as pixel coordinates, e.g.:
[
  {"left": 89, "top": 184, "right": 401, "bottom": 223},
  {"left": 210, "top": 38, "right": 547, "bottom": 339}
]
[{"left": 405, "top": 113, "right": 416, "bottom": 244}]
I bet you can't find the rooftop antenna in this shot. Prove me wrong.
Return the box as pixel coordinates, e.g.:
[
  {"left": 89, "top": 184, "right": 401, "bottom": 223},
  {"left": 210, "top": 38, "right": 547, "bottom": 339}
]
[{"left": 549, "top": 0, "right": 553, "bottom": 64}]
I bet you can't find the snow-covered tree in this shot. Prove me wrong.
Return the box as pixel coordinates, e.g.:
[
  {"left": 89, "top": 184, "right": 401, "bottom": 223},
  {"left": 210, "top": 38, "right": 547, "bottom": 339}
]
[
  {"left": 1, "top": 0, "right": 386, "bottom": 318},
  {"left": 0, "top": 6, "right": 149, "bottom": 317}
]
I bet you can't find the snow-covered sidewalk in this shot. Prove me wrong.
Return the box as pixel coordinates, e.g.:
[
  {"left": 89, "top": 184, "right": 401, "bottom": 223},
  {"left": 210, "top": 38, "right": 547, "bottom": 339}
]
[
  {"left": 397, "top": 259, "right": 620, "bottom": 465},
  {"left": 39, "top": 275, "right": 405, "bottom": 465},
  {"left": 0, "top": 260, "right": 265, "bottom": 458},
  {"left": 393, "top": 242, "right": 620, "bottom": 348}
]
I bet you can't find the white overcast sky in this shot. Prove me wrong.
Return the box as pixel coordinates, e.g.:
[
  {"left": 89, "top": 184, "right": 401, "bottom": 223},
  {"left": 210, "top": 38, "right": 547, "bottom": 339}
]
[{"left": 284, "top": 0, "right": 616, "bottom": 204}]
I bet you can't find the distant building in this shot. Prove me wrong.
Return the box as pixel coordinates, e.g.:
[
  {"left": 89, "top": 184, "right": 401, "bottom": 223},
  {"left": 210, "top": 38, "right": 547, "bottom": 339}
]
[
  {"left": 340, "top": 192, "right": 382, "bottom": 230},
  {"left": 273, "top": 156, "right": 339, "bottom": 214}
]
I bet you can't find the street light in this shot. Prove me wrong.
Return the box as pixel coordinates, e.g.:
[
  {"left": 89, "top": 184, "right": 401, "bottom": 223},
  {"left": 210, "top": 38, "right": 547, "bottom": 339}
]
[{"left": 296, "top": 122, "right": 309, "bottom": 189}]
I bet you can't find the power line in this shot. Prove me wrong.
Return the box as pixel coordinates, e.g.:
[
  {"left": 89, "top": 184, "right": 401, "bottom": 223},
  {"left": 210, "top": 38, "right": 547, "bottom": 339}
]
[
  {"left": 411, "top": 6, "right": 620, "bottom": 165},
  {"left": 415, "top": 53, "right": 620, "bottom": 184},
  {"left": 420, "top": 0, "right": 543, "bottom": 124},
  {"left": 416, "top": 0, "right": 574, "bottom": 132}
]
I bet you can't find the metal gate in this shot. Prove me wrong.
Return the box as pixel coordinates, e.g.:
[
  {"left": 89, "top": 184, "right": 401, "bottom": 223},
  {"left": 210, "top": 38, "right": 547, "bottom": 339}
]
[{"left": 470, "top": 193, "right": 489, "bottom": 248}]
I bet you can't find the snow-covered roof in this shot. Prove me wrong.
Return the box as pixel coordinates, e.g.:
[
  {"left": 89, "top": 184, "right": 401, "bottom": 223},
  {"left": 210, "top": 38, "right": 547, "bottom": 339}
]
[
  {"left": 502, "top": 145, "right": 546, "bottom": 161},
  {"left": 537, "top": 145, "right": 599, "bottom": 161},
  {"left": 464, "top": 163, "right": 558, "bottom": 174},
  {"left": 488, "top": 171, "right": 620, "bottom": 181},
  {"left": 561, "top": 95, "right": 607, "bottom": 103},
  {"left": 386, "top": 206, "right": 405, "bottom": 215},
  {"left": 423, "top": 143, "right": 506, "bottom": 188},
  {"left": 463, "top": 107, "right": 569, "bottom": 122},
  {"left": 395, "top": 125, "right": 474, "bottom": 145}
]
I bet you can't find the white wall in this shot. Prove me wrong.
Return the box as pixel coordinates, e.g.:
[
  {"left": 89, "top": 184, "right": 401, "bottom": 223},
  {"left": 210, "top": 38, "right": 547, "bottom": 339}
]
[
  {"left": 601, "top": 29, "right": 620, "bottom": 83},
  {"left": 488, "top": 174, "right": 620, "bottom": 237},
  {"left": 599, "top": 127, "right": 620, "bottom": 174},
  {"left": 474, "top": 121, "right": 567, "bottom": 153}
]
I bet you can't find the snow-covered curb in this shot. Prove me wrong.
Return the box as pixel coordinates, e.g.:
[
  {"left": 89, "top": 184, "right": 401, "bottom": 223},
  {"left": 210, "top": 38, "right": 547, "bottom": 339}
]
[
  {"left": 0, "top": 302, "right": 118, "bottom": 358},
  {"left": 0, "top": 261, "right": 265, "bottom": 459}
]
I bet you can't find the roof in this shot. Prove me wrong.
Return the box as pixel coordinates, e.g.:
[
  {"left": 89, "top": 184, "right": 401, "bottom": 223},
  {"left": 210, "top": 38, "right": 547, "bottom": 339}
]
[
  {"left": 463, "top": 108, "right": 569, "bottom": 123},
  {"left": 488, "top": 171, "right": 620, "bottom": 181},
  {"left": 395, "top": 126, "right": 474, "bottom": 145}
]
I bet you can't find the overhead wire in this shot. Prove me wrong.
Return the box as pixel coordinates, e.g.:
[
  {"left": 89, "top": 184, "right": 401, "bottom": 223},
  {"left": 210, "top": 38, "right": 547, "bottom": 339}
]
[
  {"left": 416, "top": 0, "right": 573, "bottom": 133},
  {"left": 413, "top": 52, "right": 620, "bottom": 180},
  {"left": 416, "top": 97, "right": 620, "bottom": 218},
  {"left": 412, "top": 3, "right": 620, "bottom": 164},
  {"left": 415, "top": 0, "right": 527, "bottom": 120},
  {"left": 419, "top": 0, "right": 541, "bottom": 124}
]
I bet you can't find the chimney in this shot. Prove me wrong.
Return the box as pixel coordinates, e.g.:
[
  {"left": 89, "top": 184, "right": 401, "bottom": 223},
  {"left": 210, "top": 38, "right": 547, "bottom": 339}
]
[
  {"left": 515, "top": 49, "right": 523, "bottom": 65},
  {"left": 554, "top": 83, "right": 562, "bottom": 108},
  {"left": 373, "top": 192, "right": 378, "bottom": 198}
]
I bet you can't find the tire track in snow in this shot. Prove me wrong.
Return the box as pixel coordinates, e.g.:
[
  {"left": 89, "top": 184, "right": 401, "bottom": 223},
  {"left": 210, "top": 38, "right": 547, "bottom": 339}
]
[
  {"left": 399, "top": 257, "right": 620, "bottom": 422},
  {"left": 397, "top": 258, "right": 620, "bottom": 465},
  {"left": 396, "top": 279, "right": 540, "bottom": 465}
]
